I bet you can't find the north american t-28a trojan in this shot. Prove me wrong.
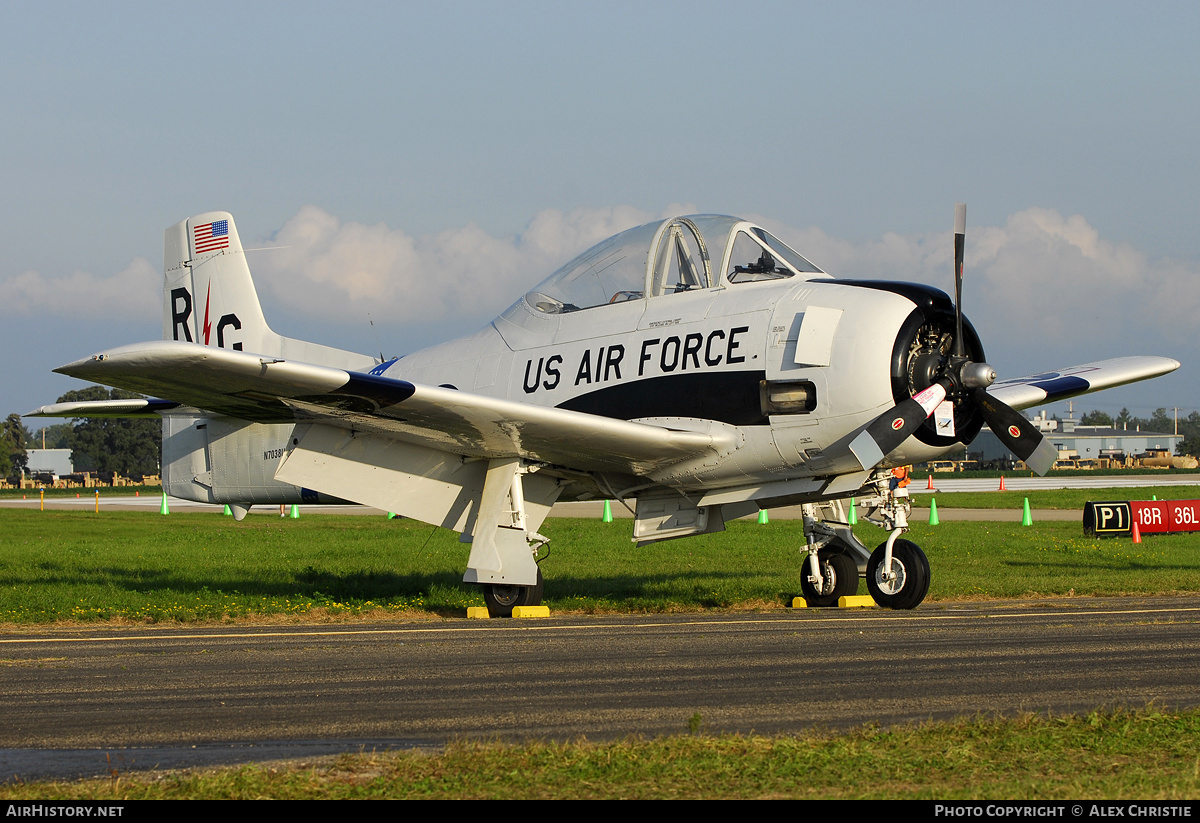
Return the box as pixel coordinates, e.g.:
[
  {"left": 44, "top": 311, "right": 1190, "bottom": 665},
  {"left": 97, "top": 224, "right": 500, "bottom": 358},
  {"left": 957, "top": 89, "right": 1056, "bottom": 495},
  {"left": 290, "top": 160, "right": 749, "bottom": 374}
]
[{"left": 31, "top": 205, "right": 1179, "bottom": 614}]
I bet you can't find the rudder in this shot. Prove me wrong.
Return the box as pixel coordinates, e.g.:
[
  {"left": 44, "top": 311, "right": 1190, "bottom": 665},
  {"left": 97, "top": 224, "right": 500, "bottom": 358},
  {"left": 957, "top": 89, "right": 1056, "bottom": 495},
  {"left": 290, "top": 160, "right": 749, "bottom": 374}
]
[
  {"left": 161, "top": 211, "right": 376, "bottom": 371},
  {"left": 163, "top": 211, "right": 275, "bottom": 354}
]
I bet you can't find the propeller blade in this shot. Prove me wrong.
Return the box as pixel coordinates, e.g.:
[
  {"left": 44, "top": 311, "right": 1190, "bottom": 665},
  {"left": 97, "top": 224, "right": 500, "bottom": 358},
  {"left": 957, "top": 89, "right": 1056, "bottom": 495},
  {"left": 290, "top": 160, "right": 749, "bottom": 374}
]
[
  {"left": 851, "top": 202, "right": 1057, "bottom": 477},
  {"left": 973, "top": 388, "right": 1058, "bottom": 476},
  {"left": 850, "top": 383, "right": 948, "bottom": 470},
  {"left": 952, "top": 202, "right": 966, "bottom": 359}
]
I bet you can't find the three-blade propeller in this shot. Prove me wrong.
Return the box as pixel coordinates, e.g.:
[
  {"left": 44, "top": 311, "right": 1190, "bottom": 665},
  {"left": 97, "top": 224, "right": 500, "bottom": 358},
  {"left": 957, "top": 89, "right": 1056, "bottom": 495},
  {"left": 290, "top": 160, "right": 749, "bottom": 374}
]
[{"left": 849, "top": 203, "right": 1058, "bottom": 476}]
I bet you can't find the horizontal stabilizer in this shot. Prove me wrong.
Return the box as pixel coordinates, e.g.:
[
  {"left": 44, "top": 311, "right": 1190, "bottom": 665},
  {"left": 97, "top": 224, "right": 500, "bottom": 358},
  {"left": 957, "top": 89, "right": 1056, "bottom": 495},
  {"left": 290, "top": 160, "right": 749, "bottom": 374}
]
[{"left": 26, "top": 398, "right": 181, "bottom": 418}]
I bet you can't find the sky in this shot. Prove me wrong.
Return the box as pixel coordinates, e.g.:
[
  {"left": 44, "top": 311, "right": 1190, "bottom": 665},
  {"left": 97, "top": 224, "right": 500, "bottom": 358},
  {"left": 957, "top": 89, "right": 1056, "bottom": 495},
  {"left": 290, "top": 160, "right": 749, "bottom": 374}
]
[{"left": 2, "top": 1, "right": 1198, "bottom": 429}]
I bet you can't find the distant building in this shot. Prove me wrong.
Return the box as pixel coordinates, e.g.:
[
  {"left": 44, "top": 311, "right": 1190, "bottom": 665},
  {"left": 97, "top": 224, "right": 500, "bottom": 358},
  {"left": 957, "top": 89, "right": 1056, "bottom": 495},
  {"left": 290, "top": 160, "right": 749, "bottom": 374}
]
[
  {"left": 972, "top": 411, "right": 1181, "bottom": 464},
  {"left": 25, "top": 449, "right": 73, "bottom": 478}
]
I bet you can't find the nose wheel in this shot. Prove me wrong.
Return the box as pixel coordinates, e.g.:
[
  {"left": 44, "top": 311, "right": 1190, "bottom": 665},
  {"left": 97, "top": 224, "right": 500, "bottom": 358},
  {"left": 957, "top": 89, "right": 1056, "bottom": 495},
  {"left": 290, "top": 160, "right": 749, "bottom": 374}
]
[
  {"left": 801, "top": 551, "right": 859, "bottom": 607},
  {"left": 866, "top": 539, "right": 929, "bottom": 610}
]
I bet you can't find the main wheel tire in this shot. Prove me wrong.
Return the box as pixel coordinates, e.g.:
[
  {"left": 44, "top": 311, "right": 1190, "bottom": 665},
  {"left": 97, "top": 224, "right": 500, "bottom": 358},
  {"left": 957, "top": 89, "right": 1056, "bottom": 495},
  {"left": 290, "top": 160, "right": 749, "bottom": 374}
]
[
  {"left": 483, "top": 568, "right": 544, "bottom": 618},
  {"left": 866, "top": 539, "right": 930, "bottom": 610},
  {"left": 800, "top": 551, "right": 859, "bottom": 607}
]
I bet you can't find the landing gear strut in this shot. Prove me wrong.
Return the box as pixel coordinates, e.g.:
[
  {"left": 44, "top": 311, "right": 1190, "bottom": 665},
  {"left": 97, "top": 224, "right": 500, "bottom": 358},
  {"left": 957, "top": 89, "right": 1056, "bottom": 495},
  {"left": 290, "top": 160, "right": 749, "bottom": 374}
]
[
  {"left": 467, "top": 458, "right": 555, "bottom": 618},
  {"left": 800, "top": 498, "right": 868, "bottom": 606},
  {"left": 857, "top": 469, "right": 930, "bottom": 610}
]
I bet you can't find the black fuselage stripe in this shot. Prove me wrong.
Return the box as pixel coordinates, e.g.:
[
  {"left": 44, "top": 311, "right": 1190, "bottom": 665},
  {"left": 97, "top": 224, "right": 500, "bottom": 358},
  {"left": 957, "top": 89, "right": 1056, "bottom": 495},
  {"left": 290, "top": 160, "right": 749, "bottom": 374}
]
[{"left": 557, "top": 370, "right": 768, "bottom": 426}]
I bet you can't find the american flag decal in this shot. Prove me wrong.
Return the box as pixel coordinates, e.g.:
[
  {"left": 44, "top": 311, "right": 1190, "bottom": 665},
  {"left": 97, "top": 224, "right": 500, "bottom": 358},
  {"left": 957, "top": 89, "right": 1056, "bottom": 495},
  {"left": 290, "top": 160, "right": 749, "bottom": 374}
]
[{"left": 193, "top": 220, "right": 230, "bottom": 254}]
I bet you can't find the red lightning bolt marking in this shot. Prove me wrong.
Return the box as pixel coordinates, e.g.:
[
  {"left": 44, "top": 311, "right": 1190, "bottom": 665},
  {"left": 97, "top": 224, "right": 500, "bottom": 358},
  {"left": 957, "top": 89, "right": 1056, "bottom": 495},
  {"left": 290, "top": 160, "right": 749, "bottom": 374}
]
[{"left": 202, "top": 283, "right": 212, "bottom": 345}]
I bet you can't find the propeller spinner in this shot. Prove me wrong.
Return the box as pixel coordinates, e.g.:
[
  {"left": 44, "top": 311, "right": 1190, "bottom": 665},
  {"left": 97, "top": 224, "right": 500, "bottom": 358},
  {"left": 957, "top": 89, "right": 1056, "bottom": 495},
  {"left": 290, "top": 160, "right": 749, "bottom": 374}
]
[{"left": 849, "top": 203, "right": 1058, "bottom": 476}]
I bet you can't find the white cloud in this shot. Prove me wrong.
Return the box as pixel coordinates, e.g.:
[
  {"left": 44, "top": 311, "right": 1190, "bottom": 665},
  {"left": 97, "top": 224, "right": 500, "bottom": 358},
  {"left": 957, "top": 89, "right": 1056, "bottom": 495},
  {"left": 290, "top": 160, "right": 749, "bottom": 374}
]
[
  {"left": 250, "top": 204, "right": 694, "bottom": 326},
  {"left": 3, "top": 205, "right": 1194, "bottom": 377},
  {"left": 0, "top": 258, "right": 158, "bottom": 318},
  {"left": 768, "top": 207, "right": 1199, "bottom": 370}
]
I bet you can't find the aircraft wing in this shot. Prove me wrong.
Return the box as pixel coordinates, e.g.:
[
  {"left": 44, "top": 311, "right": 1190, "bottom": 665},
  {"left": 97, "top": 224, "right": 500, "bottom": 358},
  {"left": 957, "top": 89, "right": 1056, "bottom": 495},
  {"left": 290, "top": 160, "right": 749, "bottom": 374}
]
[
  {"left": 26, "top": 398, "right": 182, "bottom": 418},
  {"left": 988, "top": 356, "right": 1180, "bottom": 411},
  {"left": 44, "top": 340, "right": 736, "bottom": 476}
]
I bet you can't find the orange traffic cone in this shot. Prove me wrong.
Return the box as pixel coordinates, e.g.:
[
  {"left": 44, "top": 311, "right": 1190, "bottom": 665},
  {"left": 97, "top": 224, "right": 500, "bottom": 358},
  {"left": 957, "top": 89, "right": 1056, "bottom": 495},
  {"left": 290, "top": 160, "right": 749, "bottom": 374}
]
[
  {"left": 1132, "top": 521, "right": 1142, "bottom": 544},
  {"left": 998, "top": 476, "right": 1007, "bottom": 491},
  {"left": 926, "top": 474, "right": 935, "bottom": 489}
]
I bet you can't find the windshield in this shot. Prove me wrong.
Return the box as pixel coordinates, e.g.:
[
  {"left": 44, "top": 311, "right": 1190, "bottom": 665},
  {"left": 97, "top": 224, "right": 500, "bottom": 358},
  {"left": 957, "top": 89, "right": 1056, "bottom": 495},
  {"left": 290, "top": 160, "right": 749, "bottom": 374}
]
[{"left": 727, "top": 228, "right": 821, "bottom": 282}]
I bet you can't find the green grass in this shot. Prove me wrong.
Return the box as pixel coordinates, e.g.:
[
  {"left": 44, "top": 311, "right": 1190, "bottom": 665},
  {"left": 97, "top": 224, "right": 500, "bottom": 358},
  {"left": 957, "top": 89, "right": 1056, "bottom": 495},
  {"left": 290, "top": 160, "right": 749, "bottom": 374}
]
[
  {"left": 2, "top": 508, "right": 1199, "bottom": 624},
  {"left": 902, "top": 520, "right": 1199, "bottom": 598},
  {"left": 2, "top": 707, "right": 1197, "bottom": 799},
  {"left": 0, "top": 510, "right": 476, "bottom": 622}
]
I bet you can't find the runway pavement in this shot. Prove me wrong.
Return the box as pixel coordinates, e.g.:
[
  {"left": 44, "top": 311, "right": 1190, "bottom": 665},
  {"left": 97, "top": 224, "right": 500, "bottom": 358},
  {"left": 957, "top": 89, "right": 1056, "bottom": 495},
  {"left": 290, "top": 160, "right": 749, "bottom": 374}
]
[
  {"left": 2, "top": 596, "right": 1199, "bottom": 782},
  {"left": 914, "top": 474, "right": 1200, "bottom": 492},
  {"left": 4, "top": 476, "right": 1199, "bottom": 782}
]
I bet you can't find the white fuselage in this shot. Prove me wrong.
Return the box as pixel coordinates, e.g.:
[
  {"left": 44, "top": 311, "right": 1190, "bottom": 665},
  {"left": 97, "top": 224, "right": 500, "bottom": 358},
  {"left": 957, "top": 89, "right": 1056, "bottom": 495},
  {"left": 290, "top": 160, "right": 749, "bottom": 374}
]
[{"left": 385, "top": 277, "right": 949, "bottom": 495}]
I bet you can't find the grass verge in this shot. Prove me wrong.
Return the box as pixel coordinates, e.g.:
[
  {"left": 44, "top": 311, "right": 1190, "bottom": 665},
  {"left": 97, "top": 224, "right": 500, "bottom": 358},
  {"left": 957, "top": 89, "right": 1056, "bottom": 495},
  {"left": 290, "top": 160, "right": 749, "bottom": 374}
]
[
  {"left": 1, "top": 707, "right": 1196, "bottom": 799},
  {"left": 2, "top": 509, "right": 1199, "bottom": 623}
]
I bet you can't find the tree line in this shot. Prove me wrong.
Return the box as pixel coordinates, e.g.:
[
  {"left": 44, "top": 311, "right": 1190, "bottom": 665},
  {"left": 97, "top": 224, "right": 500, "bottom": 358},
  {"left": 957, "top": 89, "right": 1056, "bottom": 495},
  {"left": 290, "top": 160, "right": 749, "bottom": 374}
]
[
  {"left": 4, "top": 390, "right": 1200, "bottom": 480},
  {"left": 3, "top": 387, "right": 161, "bottom": 479}
]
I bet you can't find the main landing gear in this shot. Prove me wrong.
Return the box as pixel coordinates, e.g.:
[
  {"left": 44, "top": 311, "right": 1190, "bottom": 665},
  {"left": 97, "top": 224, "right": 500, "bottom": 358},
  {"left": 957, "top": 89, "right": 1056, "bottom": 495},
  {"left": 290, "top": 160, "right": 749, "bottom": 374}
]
[
  {"left": 799, "top": 469, "right": 930, "bottom": 610},
  {"left": 483, "top": 568, "right": 545, "bottom": 618},
  {"left": 465, "top": 458, "right": 555, "bottom": 618}
]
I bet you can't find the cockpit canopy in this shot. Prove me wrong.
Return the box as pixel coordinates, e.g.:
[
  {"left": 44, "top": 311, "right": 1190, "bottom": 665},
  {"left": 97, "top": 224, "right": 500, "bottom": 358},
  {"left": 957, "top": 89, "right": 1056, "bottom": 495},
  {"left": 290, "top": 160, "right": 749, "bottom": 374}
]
[{"left": 522, "top": 215, "right": 824, "bottom": 315}]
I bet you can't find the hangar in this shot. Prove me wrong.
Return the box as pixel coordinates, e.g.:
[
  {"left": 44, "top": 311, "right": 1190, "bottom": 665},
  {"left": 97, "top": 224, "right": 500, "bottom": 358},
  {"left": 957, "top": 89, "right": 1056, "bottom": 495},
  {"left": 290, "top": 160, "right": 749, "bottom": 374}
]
[{"left": 971, "top": 411, "right": 1182, "bottom": 468}]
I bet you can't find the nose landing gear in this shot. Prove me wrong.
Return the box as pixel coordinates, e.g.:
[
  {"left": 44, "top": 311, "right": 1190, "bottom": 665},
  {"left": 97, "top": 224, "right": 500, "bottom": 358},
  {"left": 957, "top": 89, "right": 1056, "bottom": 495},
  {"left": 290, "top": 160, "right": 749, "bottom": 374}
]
[{"left": 800, "top": 469, "right": 930, "bottom": 610}]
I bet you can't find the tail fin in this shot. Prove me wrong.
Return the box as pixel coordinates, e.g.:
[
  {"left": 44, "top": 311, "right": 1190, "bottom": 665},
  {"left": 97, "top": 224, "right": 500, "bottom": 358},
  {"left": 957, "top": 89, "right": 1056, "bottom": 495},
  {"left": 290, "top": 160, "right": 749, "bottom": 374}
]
[
  {"left": 162, "top": 212, "right": 375, "bottom": 370},
  {"left": 163, "top": 211, "right": 273, "bottom": 353}
]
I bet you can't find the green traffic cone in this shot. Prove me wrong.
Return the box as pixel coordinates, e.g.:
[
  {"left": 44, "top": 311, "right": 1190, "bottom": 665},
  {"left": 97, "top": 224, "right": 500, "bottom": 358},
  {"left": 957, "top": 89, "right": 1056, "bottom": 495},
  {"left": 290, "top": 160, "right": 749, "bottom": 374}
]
[
  {"left": 848, "top": 497, "right": 857, "bottom": 525},
  {"left": 602, "top": 500, "right": 613, "bottom": 522},
  {"left": 387, "top": 512, "right": 396, "bottom": 519},
  {"left": 290, "top": 504, "right": 299, "bottom": 519},
  {"left": 1022, "top": 497, "right": 1033, "bottom": 526},
  {"left": 159, "top": 492, "right": 169, "bottom": 515},
  {"left": 223, "top": 504, "right": 232, "bottom": 516},
  {"left": 758, "top": 509, "right": 769, "bottom": 524},
  {"left": 929, "top": 497, "right": 939, "bottom": 526}
]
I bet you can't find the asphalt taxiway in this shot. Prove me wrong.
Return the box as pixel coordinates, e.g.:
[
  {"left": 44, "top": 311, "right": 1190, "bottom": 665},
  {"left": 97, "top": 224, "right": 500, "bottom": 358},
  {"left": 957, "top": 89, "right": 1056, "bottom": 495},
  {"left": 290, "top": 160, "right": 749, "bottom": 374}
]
[{"left": 2, "top": 596, "right": 1199, "bottom": 782}]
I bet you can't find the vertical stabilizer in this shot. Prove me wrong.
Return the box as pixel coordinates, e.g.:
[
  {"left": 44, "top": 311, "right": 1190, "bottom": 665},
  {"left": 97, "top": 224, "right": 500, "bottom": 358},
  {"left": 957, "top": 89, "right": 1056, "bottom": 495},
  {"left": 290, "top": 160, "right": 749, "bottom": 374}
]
[
  {"left": 162, "top": 211, "right": 376, "bottom": 370},
  {"left": 163, "top": 211, "right": 274, "bottom": 354}
]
